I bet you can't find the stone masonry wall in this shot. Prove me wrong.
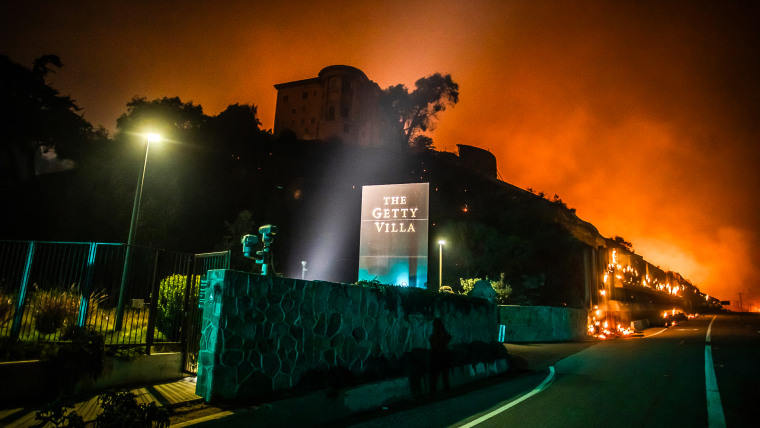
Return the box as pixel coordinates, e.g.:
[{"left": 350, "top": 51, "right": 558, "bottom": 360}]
[
  {"left": 498, "top": 305, "right": 588, "bottom": 342},
  {"left": 196, "top": 269, "right": 498, "bottom": 402}
]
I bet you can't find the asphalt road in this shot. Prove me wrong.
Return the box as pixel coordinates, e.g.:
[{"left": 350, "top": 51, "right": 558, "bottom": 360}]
[{"left": 343, "top": 313, "right": 760, "bottom": 428}]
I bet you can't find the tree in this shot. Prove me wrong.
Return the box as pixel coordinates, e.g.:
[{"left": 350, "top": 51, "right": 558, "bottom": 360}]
[
  {"left": 0, "top": 54, "right": 93, "bottom": 182},
  {"left": 460, "top": 273, "right": 512, "bottom": 304},
  {"left": 410, "top": 135, "right": 435, "bottom": 152},
  {"left": 115, "top": 96, "right": 206, "bottom": 143},
  {"left": 219, "top": 210, "right": 259, "bottom": 270},
  {"left": 612, "top": 236, "right": 634, "bottom": 252},
  {"left": 207, "top": 103, "right": 270, "bottom": 163},
  {"left": 380, "top": 73, "right": 459, "bottom": 149}
]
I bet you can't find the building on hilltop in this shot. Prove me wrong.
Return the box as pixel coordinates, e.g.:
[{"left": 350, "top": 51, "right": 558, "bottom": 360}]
[{"left": 273, "top": 65, "right": 394, "bottom": 147}]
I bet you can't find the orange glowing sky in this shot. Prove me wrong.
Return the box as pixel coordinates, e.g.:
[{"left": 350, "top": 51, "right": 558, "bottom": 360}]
[{"left": 3, "top": 0, "right": 759, "bottom": 309}]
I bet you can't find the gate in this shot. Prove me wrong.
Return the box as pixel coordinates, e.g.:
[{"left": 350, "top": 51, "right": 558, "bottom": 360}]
[{"left": 181, "top": 251, "right": 230, "bottom": 374}]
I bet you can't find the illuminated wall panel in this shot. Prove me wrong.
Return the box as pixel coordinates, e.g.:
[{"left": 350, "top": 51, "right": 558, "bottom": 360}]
[{"left": 358, "top": 183, "right": 429, "bottom": 287}]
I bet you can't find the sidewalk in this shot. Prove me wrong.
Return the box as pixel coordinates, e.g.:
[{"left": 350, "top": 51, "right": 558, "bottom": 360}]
[
  {"left": 0, "top": 377, "right": 204, "bottom": 427},
  {"left": 173, "top": 340, "right": 601, "bottom": 427},
  {"left": 0, "top": 335, "right": 621, "bottom": 427}
]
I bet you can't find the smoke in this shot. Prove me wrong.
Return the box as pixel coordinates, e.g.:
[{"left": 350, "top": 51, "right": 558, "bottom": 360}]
[{"left": 2, "top": 0, "right": 758, "bottom": 305}]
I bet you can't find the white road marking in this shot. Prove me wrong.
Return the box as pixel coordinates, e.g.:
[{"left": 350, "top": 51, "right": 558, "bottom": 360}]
[
  {"left": 705, "top": 345, "right": 726, "bottom": 428},
  {"left": 647, "top": 328, "right": 668, "bottom": 337},
  {"left": 458, "top": 366, "right": 555, "bottom": 428},
  {"left": 706, "top": 315, "right": 717, "bottom": 343}
]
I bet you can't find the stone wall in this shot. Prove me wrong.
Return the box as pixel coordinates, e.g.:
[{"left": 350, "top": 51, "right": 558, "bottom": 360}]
[
  {"left": 499, "top": 305, "right": 588, "bottom": 342},
  {"left": 196, "top": 270, "right": 499, "bottom": 402}
]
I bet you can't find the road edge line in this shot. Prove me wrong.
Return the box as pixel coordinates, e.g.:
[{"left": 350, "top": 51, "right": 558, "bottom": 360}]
[
  {"left": 704, "top": 345, "right": 726, "bottom": 428},
  {"left": 706, "top": 315, "right": 717, "bottom": 343},
  {"left": 458, "top": 366, "right": 555, "bottom": 428}
]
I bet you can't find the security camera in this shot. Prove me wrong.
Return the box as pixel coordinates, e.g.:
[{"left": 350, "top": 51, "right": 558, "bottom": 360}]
[
  {"left": 259, "top": 224, "right": 278, "bottom": 236},
  {"left": 240, "top": 234, "right": 259, "bottom": 259},
  {"left": 259, "top": 224, "right": 278, "bottom": 244}
]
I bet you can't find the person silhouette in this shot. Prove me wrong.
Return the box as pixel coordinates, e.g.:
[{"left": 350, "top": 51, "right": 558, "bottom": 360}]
[{"left": 429, "top": 318, "right": 452, "bottom": 394}]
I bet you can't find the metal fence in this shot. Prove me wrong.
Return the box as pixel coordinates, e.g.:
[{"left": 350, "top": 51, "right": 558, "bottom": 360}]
[{"left": 0, "top": 240, "right": 229, "bottom": 360}]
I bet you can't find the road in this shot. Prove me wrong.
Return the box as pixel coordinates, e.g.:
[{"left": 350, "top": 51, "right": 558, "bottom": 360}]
[{"left": 341, "top": 313, "right": 760, "bottom": 428}]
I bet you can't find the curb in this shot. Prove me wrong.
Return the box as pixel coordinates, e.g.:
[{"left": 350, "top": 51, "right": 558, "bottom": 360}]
[{"left": 177, "top": 358, "right": 508, "bottom": 427}]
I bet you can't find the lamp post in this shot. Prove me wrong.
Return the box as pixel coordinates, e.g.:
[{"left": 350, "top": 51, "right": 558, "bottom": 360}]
[
  {"left": 115, "top": 133, "right": 161, "bottom": 330},
  {"left": 438, "top": 239, "right": 445, "bottom": 290},
  {"left": 126, "top": 133, "right": 160, "bottom": 246}
]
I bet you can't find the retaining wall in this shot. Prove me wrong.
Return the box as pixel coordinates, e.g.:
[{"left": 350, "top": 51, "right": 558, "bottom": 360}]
[
  {"left": 499, "top": 305, "right": 588, "bottom": 342},
  {"left": 196, "top": 270, "right": 502, "bottom": 402}
]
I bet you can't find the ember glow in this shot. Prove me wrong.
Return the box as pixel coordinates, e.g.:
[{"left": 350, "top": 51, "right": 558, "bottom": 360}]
[{"left": 1, "top": 1, "right": 758, "bottom": 308}]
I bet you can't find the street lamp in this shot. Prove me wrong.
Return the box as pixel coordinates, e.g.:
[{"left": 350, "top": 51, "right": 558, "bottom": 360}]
[
  {"left": 116, "top": 132, "right": 161, "bottom": 330},
  {"left": 438, "top": 239, "right": 445, "bottom": 290},
  {"left": 126, "top": 133, "right": 161, "bottom": 246}
]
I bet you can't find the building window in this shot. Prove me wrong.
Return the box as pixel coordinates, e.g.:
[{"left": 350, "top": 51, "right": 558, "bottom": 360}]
[
  {"left": 341, "top": 106, "right": 349, "bottom": 118},
  {"left": 283, "top": 95, "right": 289, "bottom": 102},
  {"left": 311, "top": 117, "right": 315, "bottom": 124},
  {"left": 291, "top": 109, "right": 296, "bottom": 114},
  {"left": 344, "top": 123, "right": 350, "bottom": 133},
  {"left": 327, "top": 105, "right": 335, "bottom": 121},
  {"left": 300, "top": 118, "right": 305, "bottom": 125},
  {"left": 302, "top": 91, "right": 308, "bottom": 99},
  {"left": 290, "top": 120, "right": 295, "bottom": 127},
  {"left": 329, "top": 78, "right": 338, "bottom": 90}
]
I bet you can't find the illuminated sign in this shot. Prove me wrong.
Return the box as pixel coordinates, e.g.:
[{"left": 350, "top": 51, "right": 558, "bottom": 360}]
[{"left": 358, "top": 183, "right": 429, "bottom": 288}]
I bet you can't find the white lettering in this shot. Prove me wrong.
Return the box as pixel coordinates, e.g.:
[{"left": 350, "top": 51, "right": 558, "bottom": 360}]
[
  {"left": 373, "top": 222, "right": 416, "bottom": 233},
  {"left": 409, "top": 208, "right": 418, "bottom": 218},
  {"left": 383, "top": 196, "right": 408, "bottom": 205},
  {"left": 372, "top": 208, "right": 382, "bottom": 219}
]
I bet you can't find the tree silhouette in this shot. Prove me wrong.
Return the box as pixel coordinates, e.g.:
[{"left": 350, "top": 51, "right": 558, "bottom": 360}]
[
  {"left": 0, "top": 54, "right": 93, "bottom": 182},
  {"left": 115, "top": 96, "right": 206, "bottom": 143},
  {"left": 380, "top": 73, "right": 459, "bottom": 150},
  {"left": 410, "top": 135, "right": 435, "bottom": 152},
  {"left": 612, "top": 236, "right": 634, "bottom": 252}
]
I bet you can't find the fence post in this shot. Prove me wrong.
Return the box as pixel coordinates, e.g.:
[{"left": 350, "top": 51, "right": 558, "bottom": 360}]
[
  {"left": 180, "top": 255, "right": 197, "bottom": 361},
  {"left": 10, "top": 241, "right": 35, "bottom": 339},
  {"left": 144, "top": 250, "right": 161, "bottom": 355},
  {"left": 77, "top": 243, "right": 98, "bottom": 327}
]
